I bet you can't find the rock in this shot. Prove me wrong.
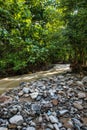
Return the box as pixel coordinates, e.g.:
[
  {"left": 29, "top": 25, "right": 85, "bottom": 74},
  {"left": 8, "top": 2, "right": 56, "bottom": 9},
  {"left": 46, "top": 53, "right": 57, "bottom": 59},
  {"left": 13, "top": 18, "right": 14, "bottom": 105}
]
[
  {"left": 26, "top": 127, "right": 36, "bottom": 130},
  {"left": 76, "top": 81, "right": 83, "bottom": 86},
  {"left": 49, "top": 115, "right": 58, "bottom": 123},
  {"left": 44, "top": 113, "right": 49, "bottom": 121},
  {"left": 78, "top": 92, "right": 86, "bottom": 98},
  {"left": 31, "top": 104, "right": 41, "bottom": 112},
  {"left": 60, "top": 118, "right": 73, "bottom": 129},
  {"left": 47, "top": 123, "right": 54, "bottom": 129},
  {"left": 82, "top": 76, "right": 87, "bottom": 84},
  {"left": 46, "top": 128, "right": 52, "bottom": 130},
  {"left": 0, "top": 128, "right": 8, "bottom": 130},
  {"left": 57, "top": 110, "right": 68, "bottom": 116},
  {"left": 51, "top": 99, "right": 59, "bottom": 106},
  {"left": 10, "top": 107, "right": 18, "bottom": 114},
  {"left": 72, "top": 118, "right": 82, "bottom": 129},
  {"left": 73, "top": 102, "right": 83, "bottom": 110},
  {"left": 0, "top": 96, "right": 12, "bottom": 104},
  {"left": 38, "top": 115, "right": 43, "bottom": 123},
  {"left": 8, "top": 124, "right": 17, "bottom": 129},
  {"left": 18, "top": 91, "right": 23, "bottom": 96},
  {"left": 23, "top": 87, "right": 29, "bottom": 94},
  {"left": 53, "top": 124, "right": 59, "bottom": 130},
  {"left": 30, "top": 92, "right": 38, "bottom": 99},
  {"left": 0, "top": 72, "right": 87, "bottom": 130},
  {"left": 82, "top": 118, "right": 87, "bottom": 125},
  {"left": 9, "top": 115, "right": 23, "bottom": 125}
]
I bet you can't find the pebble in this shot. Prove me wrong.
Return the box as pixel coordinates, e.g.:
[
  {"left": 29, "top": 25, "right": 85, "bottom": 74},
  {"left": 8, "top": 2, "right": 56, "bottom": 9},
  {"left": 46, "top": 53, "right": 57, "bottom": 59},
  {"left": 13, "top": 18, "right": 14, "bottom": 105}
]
[
  {"left": 0, "top": 72, "right": 87, "bottom": 129},
  {"left": 78, "top": 92, "right": 86, "bottom": 98},
  {"left": 57, "top": 110, "right": 68, "bottom": 116},
  {"left": 9, "top": 115, "right": 23, "bottom": 125},
  {"left": 49, "top": 115, "right": 59, "bottom": 123},
  {"left": 30, "top": 92, "right": 38, "bottom": 99},
  {"left": 73, "top": 102, "right": 83, "bottom": 110},
  {"left": 53, "top": 123, "right": 59, "bottom": 130},
  {"left": 0, "top": 128, "right": 8, "bottom": 130},
  {"left": 26, "top": 127, "right": 36, "bottom": 130}
]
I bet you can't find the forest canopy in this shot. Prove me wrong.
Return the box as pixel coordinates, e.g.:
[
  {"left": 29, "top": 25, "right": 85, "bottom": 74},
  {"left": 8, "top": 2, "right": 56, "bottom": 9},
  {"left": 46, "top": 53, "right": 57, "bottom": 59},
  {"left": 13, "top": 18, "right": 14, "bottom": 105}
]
[{"left": 0, "top": 0, "right": 87, "bottom": 76}]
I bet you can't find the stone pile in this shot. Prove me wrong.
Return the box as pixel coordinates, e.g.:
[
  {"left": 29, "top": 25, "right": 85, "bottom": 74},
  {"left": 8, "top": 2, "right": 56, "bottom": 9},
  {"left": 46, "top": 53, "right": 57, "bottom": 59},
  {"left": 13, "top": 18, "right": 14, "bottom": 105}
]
[{"left": 0, "top": 73, "right": 87, "bottom": 130}]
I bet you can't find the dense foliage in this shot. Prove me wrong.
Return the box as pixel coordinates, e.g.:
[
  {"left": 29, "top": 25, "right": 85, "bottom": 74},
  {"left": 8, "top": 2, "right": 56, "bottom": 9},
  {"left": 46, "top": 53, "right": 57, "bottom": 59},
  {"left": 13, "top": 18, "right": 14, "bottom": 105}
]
[
  {"left": 0, "top": 0, "right": 87, "bottom": 76},
  {"left": 60, "top": 0, "right": 87, "bottom": 71}
]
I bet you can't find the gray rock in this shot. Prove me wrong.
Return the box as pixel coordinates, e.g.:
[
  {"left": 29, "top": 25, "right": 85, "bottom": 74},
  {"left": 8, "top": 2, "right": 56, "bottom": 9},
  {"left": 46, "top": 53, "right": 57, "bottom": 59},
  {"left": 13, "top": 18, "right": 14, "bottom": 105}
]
[
  {"left": 0, "top": 128, "right": 8, "bottom": 130},
  {"left": 31, "top": 104, "right": 41, "bottom": 112},
  {"left": 9, "top": 115, "right": 23, "bottom": 125},
  {"left": 26, "top": 127, "right": 36, "bottom": 130},
  {"left": 10, "top": 107, "right": 18, "bottom": 114},
  {"left": 73, "top": 101, "right": 83, "bottom": 110},
  {"left": 76, "top": 81, "right": 83, "bottom": 86},
  {"left": 30, "top": 92, "right": 38, "bottom": 99},
  {"left": 78, "top": 92, "right": 86, "bottom": 98},
  {"left": 58, "top": 110, "right": 68, "bottom": 116},
  {"left": 49, "top": 115, "right": 58, "bottom": 123},
  {"left": 29, "top": 121, "right": 36, "bottom": 126},
  {"left": 46, "top": 128, "right": 52, "bottom": 130},
  {"left": 53, "top": 124, "right": 59, "bottom": 130},
  {"left": 23, "top": 87, "right": 29, "bottom": 94},
  {"left": 82, "top": 76, "right": 87, "bottom": 84},
  {"left": 47, "top": 123, "right": 54, "bottom": 129},
  {"left": 72, "top": 118, "right": 82, "bottom": 129}
]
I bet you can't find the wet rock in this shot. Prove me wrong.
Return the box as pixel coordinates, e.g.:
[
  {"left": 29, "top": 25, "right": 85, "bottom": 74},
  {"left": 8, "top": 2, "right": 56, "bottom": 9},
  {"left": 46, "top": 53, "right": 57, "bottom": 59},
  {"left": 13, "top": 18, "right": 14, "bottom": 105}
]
[{"left": 9, "top": 115, "right": 23, "bottom": 125}]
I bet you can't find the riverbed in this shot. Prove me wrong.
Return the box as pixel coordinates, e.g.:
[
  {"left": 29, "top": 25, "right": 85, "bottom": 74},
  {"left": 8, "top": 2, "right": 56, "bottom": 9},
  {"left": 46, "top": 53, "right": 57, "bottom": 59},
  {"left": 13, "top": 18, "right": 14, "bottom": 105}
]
[{"left": 0, "top": 64, "right": 70, "bottom": 94}]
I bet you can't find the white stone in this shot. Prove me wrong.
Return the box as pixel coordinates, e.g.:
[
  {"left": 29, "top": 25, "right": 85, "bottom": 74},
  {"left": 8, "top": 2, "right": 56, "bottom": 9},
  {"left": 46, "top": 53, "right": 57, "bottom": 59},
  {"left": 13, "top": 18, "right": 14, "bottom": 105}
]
[
  {"left": 53, "top": 124, "right": 59, "bottom": 130},
  {"left": 27, "top": 127, "right": 36, "bottom": 130},
  {"left": 78, "top": 92, "right": 86, "bottom": 98},
  {"left": 30, "top": 92, "right": 38, "bottom": 99},
  {"left": 59, "top": 110, "right": 68, "bottom": 115},
  {"left": 9, "top": 115, "right": 23, "bottom": 125},
  {"left": 23, "top": 87, "right": 29, "bottom": 94},
  {"left": 82, "top": 76, "right": 87, "bottom": 83},
  {"left": 49, "top": 115, "right": 58, "bottom": 123},
  {"left": 76, "top": 81, "right": 83, "bottom": 86},
  {"left": 0, "top": 128, "right": 8, "bottom": 130}
]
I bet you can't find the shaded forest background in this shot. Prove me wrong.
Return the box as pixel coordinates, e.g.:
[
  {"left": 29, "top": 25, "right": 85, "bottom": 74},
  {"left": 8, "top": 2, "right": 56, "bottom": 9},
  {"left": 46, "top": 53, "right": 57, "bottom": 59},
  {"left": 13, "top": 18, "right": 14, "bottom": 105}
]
[{"left": 0, "top": 0, "right": 87, "bottom": 77}]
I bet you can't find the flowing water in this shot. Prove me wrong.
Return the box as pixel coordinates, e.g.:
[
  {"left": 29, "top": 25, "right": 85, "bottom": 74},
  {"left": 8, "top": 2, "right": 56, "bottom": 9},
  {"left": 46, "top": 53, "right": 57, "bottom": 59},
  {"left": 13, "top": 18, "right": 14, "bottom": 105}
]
[{"left": 0, "top": 64, "right": 70, "bottom": 94}]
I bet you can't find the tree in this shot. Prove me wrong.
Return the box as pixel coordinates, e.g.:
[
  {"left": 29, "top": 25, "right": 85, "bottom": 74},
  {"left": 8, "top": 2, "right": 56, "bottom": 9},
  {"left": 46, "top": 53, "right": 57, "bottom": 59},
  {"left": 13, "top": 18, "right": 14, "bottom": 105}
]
[{"left": 60, "top": 0, "right": 87, "bottom": 71}]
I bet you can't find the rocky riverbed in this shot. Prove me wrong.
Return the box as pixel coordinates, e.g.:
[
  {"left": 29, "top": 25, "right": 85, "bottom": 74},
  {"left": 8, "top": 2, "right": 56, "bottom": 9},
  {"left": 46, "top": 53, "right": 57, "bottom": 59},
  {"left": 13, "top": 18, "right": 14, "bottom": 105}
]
[{"left": 0, "top": 72, "right": 87, "bottom": 130}]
